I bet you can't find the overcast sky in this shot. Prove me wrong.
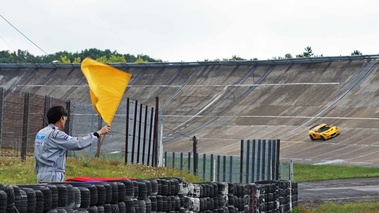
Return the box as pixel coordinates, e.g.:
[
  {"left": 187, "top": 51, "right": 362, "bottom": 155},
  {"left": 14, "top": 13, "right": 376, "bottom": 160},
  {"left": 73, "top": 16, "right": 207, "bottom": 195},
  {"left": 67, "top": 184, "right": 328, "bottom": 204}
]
[{"left": 1, "top": 0, "right": 378, "bottom": 62}]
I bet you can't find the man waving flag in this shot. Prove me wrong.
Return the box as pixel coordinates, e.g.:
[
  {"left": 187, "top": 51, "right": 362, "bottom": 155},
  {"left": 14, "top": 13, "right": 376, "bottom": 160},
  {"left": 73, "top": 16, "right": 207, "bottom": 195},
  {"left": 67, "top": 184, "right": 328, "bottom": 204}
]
[{"left": 81, "top": 57, "right": 132, "bottom": 156}]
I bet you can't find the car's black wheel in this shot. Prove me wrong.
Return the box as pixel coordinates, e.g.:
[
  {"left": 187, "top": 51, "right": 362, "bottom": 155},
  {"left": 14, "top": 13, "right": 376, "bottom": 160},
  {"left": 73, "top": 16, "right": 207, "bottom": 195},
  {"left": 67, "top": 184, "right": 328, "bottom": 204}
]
[
  {"left": 321, "top": 136, "right": 326, "bottom": 141},
  {"left": 309, "top": 135, "right": 316, "bottom": 141}
]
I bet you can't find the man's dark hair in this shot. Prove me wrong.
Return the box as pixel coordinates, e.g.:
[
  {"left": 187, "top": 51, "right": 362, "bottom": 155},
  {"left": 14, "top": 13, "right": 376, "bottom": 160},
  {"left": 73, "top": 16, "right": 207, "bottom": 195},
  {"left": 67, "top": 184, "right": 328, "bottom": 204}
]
[{"left": 47, "top": 105, "right": 68, "bottom": 124}]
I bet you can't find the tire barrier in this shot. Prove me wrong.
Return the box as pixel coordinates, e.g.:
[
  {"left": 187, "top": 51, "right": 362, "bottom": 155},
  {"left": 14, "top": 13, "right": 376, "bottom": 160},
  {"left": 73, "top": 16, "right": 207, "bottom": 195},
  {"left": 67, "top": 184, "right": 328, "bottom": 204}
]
[{"left": 0, "top": 179, "right": 298, "bottom": 213}]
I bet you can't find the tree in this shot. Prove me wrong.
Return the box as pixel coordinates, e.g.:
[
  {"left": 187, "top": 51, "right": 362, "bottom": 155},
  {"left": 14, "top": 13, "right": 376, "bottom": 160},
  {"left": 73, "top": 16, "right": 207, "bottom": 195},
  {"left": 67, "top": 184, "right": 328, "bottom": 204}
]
[
  {"left": 134, "top": 54, "right": 161, "bottom": 63},
  {"left": 135, "top": 56, "right": 147, "bottom": 63},
  {"left": 303, "top": 46, "right": 314, "bottom": 57},
  {"left": 229, "top": 55, "right": 246, "bottom": 61},
  {"left": 296, "top": 46, "right": 314, "bottom": 58},
  {"left": 108, "top": 55, "right": 126, "bottom": 63},
  {"left": 0, "top": 50, "right": 16, "bottom": 63},
  {"left": 285, "top": 53, "right": 293, "bottom": 59},
  {"left": 59, "top": 55, "right": 71, "bottom": 64},
  {"left": 351, "top": 50, "right": 362, "bottom": 56},
  {"left": 96, "top": 56, "right": 108, "bottom": 63},
  {"left": 73, "top": 57, "right": 81, "bottom": 63}
]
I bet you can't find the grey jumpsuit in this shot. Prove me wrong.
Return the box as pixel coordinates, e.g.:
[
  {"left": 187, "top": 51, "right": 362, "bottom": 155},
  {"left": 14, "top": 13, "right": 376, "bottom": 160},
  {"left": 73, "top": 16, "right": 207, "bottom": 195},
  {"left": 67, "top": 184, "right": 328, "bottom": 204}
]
[{"left": 34, "top": 124, "right": 98, "bottom": 182}]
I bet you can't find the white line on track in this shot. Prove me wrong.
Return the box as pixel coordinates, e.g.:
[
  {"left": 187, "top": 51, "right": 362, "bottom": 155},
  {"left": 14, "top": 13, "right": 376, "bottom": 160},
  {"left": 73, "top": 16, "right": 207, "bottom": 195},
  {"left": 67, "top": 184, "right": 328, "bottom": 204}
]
[
  {"left": 306, "top": 185, "right": 379, "bottom": 192},
  {"left": 17, "top": 82, "right": 340, "bottom": 87},
  {"left": 163, "top": 115, "right": 379, "bottom": 120}
]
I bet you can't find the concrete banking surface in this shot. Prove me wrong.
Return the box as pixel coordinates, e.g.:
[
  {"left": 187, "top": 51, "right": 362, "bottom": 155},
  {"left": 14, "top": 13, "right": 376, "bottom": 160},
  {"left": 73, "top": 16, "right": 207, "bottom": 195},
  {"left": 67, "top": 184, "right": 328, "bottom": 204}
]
[{"left": 1, "top": 56, "right": 379, "bottom": 167}]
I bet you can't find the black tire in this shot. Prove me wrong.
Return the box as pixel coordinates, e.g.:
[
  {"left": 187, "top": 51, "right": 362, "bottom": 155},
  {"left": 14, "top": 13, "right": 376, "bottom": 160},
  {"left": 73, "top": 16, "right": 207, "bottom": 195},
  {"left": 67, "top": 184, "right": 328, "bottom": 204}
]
[
  {"left": 102, "top": 183, "right": 112, "bottom": 204},
  {"left": 309, "top": 135, "right": 316, "bottom": 141},
  {"left": 77, "top": 187, "right": 91, "bottom": 209},
  {"left": 16, "top": 184, "right": 53, "bottom": 213},
  {"left": 149, "top": 196, "right": 156, "bottom": 212},
  {"left": 97, "top": 205, "right": 105, "bottom": 213},
  {"left": 147, "top": 179, "right": 158, "bottom": 196},
  {"left": 138, "top": 200, "right": 146, "bottom": 213},
  {"left": 124, "top": 199, "right": 135, "bottom": 213},
  {"left": 120, "top": 180, "right": 134, "bottom": 200},
  {"left": 111, "top": 203, "right": 119, "bottom": 213},
  {"left": 108, "top": 182, "right": 119, "bottom": 204},
  {"left": 20, "top": 188, "right": 36, "bottom": 213},
  {"left": 145, "top": 197, "right": 151, "bottom": 213},
  {"left": 0, "top": 190, "right": 7, "bottom": 213},
  {"left": 133, "top": 199, "right": 140, "bottom": 213},
  {"left": 116, "top": 182, "right": 126, "bottom": 202},
  {"left": 55, "top": 184, "right": 68, "bottom": 208},
  {"left": 74, "top": 184, "right": 98, "bottom": 206},
  {"left": 34, "top": 189, "right": 44, "bottom": 213},
  {"left": 56, "top": 208, "right": 67, "bottom": 213},
  {"left": 103, "top": 203, "right": 111, "bottom": 213},
  {"left": 14, "top": 186, "right": 28, "bottom": 213},
  {"left": 137, "top": 182, "right": 147, "bottom": 200},
  {"left": 132, "top": 181, "right": 139, "bottom": 199},
  {"left": 72, "top": 187, "right": 81, "bottom": 209},
  {"left": 95, "top": 184, "right": 106, "bottom": 205},
  {"left": 65, "top": 184, "right": 75, "bottom": 209},
  {"left": 88, "top": 205, "right": 98, "bottom": 213},
  {"left": 87, "top": 185, "right": 99, "bottom": 206},
  {"left": 46, "top": 184, "right": 59, "bottom": 209},
  {"left": 0, "top": 185, "right": 15, "bottom": 209}
]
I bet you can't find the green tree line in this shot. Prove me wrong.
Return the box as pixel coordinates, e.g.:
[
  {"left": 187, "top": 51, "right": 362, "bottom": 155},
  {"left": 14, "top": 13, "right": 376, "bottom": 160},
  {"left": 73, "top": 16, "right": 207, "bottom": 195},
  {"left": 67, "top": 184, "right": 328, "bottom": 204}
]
[
  {"left": 0, "top": 48, "right": 162, "bottom": 63},
  {"left": 0, "top": 47, "right": 363, "bottom": 63}
]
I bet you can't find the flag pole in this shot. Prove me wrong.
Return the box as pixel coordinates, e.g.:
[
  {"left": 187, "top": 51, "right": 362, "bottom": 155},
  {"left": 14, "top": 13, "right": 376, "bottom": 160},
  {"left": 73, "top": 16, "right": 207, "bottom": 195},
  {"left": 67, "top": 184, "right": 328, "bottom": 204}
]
[{"left": 95, "top": 133, "right": 107, "bottom": 157}]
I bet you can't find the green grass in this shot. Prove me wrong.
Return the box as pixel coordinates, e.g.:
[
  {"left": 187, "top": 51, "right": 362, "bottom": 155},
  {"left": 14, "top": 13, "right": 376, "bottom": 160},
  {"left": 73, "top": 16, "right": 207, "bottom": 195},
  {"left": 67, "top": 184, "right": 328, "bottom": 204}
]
[
  {"left": 0, "top": 156, "right": 203, "bottom": 184},
  {"left": 294, "top": 163, "right": 379, "bottom": 182},
  {"left": 293, "top": 201, "right": 379, "bottom": 213},
  {"left": 2, "top": 156, "right": 379, "bottom": 213},
  {"left": 291, "top": 163, "right": 379, "bottom": 213}
]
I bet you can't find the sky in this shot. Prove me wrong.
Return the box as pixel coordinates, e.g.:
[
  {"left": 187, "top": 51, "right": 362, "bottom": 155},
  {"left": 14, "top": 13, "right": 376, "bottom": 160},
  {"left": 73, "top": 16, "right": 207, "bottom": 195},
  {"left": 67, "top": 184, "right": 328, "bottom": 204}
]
[{"left": 1, "top": 0, "right": 379, "bottom": 62}]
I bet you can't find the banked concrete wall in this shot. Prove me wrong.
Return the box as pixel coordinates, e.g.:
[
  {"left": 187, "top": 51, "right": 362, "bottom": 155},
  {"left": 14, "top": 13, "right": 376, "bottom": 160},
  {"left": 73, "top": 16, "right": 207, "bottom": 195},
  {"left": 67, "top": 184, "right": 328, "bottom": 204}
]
[{"left": 1, "top": 55, "right": 379, "bottom": 166}]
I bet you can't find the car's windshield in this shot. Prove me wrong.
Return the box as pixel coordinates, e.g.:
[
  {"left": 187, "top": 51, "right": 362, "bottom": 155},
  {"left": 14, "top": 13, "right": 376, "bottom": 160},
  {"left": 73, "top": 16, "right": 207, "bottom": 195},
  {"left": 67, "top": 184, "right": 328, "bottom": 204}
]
[{"left": 318, "top": 126, "right": 330, "bottom": 132}]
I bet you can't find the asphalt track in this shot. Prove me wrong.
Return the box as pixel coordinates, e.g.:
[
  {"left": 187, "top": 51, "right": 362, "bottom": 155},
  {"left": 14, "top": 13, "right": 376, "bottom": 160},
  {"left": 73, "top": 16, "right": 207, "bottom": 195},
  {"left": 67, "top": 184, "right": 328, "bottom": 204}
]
[
  {"left": 299, "top": 177, "right": 379, "bottom": 208},
  {"left": 1, "top": 56, "right": 379, "bottom": 168}
]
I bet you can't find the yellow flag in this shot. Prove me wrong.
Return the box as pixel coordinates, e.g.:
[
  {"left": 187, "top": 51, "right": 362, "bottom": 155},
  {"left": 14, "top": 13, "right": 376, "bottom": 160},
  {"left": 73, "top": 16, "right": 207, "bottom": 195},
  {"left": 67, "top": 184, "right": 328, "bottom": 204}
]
[{"left": 81, "top": 57, "right": 132, "bottom": 124}]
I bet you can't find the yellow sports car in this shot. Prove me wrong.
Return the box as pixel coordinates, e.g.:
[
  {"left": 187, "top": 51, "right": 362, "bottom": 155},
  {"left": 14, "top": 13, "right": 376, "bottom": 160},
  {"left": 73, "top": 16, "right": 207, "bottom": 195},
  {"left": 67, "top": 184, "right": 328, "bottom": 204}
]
[{"left": 309, "top": 123, "right": 340, "bottom": 141}]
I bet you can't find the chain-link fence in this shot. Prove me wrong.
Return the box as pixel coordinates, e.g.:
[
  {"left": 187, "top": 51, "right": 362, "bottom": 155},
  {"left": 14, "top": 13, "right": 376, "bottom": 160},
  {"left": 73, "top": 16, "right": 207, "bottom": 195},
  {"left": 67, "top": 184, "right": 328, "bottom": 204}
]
[
  {"left": 163, "top": 139, "right": 293, "bottom": 183},
  {"left": 0, "top": 88, "right": 162, "bottom": 167},
  {"left": 0, "top": 88, "right": 65, "bottom": 157},
  {"left": 1, "top": 87, "right": 293, "bottom": 182},
  {"left": 164, "top": 151, "right": 293, "bottom": 183},
  {"left": 69, "top": 100, "right": 162, "bottom": 166}
]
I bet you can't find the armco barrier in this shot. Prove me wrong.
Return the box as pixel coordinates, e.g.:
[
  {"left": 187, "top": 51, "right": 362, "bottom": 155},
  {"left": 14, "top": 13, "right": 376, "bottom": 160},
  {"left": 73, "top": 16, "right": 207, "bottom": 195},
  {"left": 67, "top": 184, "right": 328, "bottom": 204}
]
[{"left": 0, "top": 178, "right": 298, "bottom": 213}]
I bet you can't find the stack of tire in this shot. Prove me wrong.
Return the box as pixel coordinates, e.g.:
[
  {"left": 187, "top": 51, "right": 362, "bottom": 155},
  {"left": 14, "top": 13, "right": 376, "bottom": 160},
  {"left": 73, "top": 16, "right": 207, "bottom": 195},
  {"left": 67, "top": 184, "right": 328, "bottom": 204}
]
[
  {"left": 154, "top": 177, "right": 183, "bottom": 212},
  {"left": 254, "top": 180, "right": 299, "bottom": 213},
  {"left": 185, "top": 181, "right": 230, "bottom": 212},
  {"left": 71, "top": 182, "right": 116, "bottom": 212},
  {"left": 291, "top": 181, "right": 298, "bottom": 208},
  {"left": 227, "top": 183, "right": 258, "bottom": 212},
  {"left": 0, "top": 179, "right": 298, "bottom": 213},
  {"left": 255, "top": 181, "right": 280, "bottom": 212},
  {"left": 133, "top": 179, "right": 152, "bottom": 213},
  {"left": 282, "top": 179, "right": 298, "bottom": 211},
  {"left": 275, "top": 180, "right": 299, "bottom": 212}
]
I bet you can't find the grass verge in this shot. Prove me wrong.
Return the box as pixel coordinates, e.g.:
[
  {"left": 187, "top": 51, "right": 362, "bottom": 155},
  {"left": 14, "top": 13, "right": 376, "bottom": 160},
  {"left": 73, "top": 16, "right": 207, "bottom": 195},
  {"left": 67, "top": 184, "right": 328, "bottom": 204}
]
[
  {"left": 294, "top": 163, "right": 379, "bottom": 182},
  {"left": 293, "top": 201, "right": 379, "bottom": 213},
  {"left": 292, "top": 163, "right": 379, "bottom": 213},
  {"left": 0, "top": 156, "right": 202, "bottom": 184},
  {"left": 2, "top": 156, "right": 379, "bottom": 213}
]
